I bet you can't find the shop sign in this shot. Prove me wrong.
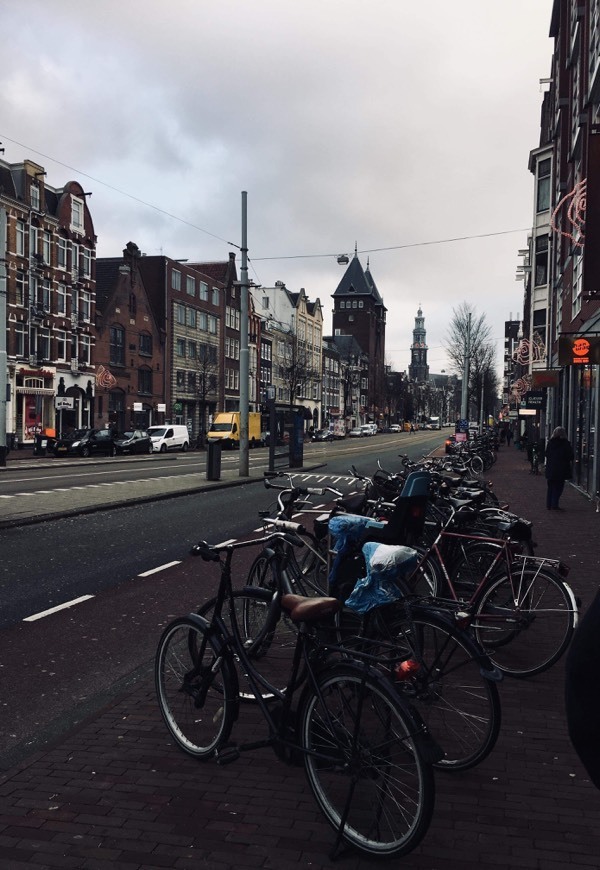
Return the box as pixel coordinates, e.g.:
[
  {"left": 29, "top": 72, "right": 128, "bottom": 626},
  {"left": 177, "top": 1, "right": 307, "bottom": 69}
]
[
  {"left": 558, "top": 335, "right": 600, "bottom": 366},
  {"left": 525, "top": 390, "right": 546, "bottom": 410},
  {"left": 531, "top": 370, "right": 560, "bottom": 388},
  {"left": 55, "top": 396, "right": 74, "bottom": 410}
]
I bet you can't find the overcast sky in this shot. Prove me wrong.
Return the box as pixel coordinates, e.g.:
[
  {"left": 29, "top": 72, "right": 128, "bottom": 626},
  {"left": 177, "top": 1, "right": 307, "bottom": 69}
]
[{"left": 1, "top": 0, "right": 554, "bottom": 377}]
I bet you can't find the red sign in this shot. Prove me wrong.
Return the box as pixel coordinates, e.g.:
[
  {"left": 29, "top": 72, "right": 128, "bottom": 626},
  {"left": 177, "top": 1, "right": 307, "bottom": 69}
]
[{"left": 558, "top": 335, "right": 600, "bottom": 366}]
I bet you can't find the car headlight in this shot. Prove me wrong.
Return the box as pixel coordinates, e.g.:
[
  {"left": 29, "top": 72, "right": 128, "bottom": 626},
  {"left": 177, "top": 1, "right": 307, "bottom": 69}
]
[{"left": 72, "top": 441, "right": 81, "bottom": 448}]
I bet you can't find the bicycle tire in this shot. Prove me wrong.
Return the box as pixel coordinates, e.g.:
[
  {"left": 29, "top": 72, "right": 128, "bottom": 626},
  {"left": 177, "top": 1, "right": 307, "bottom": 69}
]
[
  {"left": 374, "top": 606, "right": 501, "bottom": 771},
  {"left": 469, "top": 454, "right": 484, "bottom": 475},
  {"left": 299, "top": 663, "right": 435, "bottom": 857},
  {"left": 473, "top": 567, "right": 577, "bottom": 677},
  {"left": 155, "top": 615, "right": 236, "bottom": 757},
  {"left": 196, "top": 587, "right": 300, "bottom": 700}
]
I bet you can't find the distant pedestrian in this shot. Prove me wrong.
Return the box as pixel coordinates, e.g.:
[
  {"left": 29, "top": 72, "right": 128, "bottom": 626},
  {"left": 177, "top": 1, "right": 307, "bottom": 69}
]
[
  {"left": 565, "top": 588, "right": 600, "bottom": 789},
  {"left": 409, "top": 423, "right": 415, "bottom": 434},
  {"left": 506, "top": 427, "right": 513, "bottom": 447},
  {"left": 544, "top": 426, "right": 574, "bottom": 510}
]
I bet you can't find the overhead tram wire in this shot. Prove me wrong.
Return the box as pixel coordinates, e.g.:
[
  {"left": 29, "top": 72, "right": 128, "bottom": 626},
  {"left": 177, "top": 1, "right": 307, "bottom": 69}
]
[{"left": 1, "top": 134, "right": 529, "bottom": 262}]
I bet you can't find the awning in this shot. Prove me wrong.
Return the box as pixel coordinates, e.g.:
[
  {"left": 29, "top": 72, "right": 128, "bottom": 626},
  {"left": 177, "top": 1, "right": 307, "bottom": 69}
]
[{"left": 16, "top": 387, "right": 55, "bottom": 396}]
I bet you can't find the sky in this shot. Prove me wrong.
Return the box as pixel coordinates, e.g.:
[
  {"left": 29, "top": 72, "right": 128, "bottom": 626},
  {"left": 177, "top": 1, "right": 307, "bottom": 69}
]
[{"left": 0, "top": 0, "right": 554, "bottom": 379}]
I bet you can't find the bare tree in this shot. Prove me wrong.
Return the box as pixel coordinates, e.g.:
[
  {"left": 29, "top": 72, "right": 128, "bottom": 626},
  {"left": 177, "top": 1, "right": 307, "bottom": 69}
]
[
  {"left": 194, "top": 342, "right": 220, "bottom": 445},
  {"left": 277, "top": 331, "right": 321, "bottom": 411},
  {"left": 444, "top": 303, "right": 497, "bottom": 419}
]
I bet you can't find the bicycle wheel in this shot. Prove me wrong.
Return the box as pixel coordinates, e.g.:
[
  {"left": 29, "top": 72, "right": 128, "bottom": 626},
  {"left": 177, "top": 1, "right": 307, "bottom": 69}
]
[
  {"left": 299, "top": 664, "right": 435, "bottom": 858},
  {"left": 473, "top": 566, "right": 577, "bottom": 677},
  {"left": 377, "top": 607, "right": 501, "bottom": 771},
  {"left": 155, "top": 616, "right": 236, "bottom": 757},
  {"left": 469, "top": 454, "right": 484, "bottom": 475},
  {"left": 197, "top": 587, "right": 300, "bottom": 699}
]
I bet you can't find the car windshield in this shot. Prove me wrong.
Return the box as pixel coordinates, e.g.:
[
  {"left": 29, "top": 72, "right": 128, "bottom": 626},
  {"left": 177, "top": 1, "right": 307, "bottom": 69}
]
[
  {"left": 120, "top": 432, "right": 134, "bottom": 439},
  {"left": 147, "top": 427, "right": 167, "bottom": 437},
  {"left": 94, "top": 430, "right": 112, "bottom": 440},
  {"left": 209, "top": 423, "right": 233, "bottom": 431},
  {"left": 67, "top": 429, "right": 89, "bottom": 439}
]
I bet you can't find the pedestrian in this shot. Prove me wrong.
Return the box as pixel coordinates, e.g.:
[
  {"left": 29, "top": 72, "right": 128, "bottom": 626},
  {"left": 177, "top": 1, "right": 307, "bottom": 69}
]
[
  {"left": 544, "top": 426, "right": 574, "bottom": 510},
  {"left": 565, "top": 588, "right": 600, "bottom": 789},
  {"left": 506, "top": 427, "right": 513, "bottom": 447},
  {"left": 409, "top": 423, "right": 414, "bottom": 433}
]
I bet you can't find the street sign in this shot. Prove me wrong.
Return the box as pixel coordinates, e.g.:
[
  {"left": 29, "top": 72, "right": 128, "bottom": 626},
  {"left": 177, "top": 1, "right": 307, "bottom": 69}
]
[
  {"left": 133, "top": 402, "right": 143, "bottom": 411},
  {"left": 55, "top": 397, "right": 74, "bottom": 410}
]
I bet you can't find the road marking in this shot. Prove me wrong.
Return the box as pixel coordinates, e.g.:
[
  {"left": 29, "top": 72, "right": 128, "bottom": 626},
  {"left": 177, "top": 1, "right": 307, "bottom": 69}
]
[
  {"left": 0, "top": 494, "right": 14, "bottom": 499},
  {"left": 138, "top": 560, "right": 182, "bottom": 577},
  {"left": 23, "top": 595, "right": 95, "bottom": 622},
  {"left": 214, "top": 538, "right": 237, "bottom": 547}
]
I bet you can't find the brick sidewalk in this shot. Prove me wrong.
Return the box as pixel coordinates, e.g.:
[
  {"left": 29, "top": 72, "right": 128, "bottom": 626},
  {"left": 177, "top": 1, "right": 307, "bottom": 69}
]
[{"left": 1, "top": 446, "right": 599, "bottom": 870}]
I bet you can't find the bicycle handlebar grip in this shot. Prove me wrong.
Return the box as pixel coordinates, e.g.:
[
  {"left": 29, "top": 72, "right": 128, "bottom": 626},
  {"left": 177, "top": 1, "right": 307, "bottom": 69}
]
[
  {"left": 268, "top": 519, "right": 307, "bottom": 535},
  {"left": 190, "top": 540, "right": 220, "bottom": 562}
]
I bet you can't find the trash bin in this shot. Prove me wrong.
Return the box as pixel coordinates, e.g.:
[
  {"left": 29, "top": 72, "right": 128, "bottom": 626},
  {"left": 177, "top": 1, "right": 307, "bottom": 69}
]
[
  {"left": 33, "top": 434, "right": 48, "bottom": 456},
  {"left": 206, "top": 441, "right": 222, "bottom": 480}
]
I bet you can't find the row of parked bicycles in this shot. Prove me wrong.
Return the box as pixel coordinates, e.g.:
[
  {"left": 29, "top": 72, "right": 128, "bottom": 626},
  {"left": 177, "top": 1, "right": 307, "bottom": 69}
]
[{"left": 154, "top": 449, "right": 579, "bottom": 860}]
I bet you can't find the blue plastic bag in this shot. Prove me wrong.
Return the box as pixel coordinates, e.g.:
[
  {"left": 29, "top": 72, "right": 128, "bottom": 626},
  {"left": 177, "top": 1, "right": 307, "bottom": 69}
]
[
  {"left": 344, "top": 542, "right": 418, "bottom": 614},
  {"left": 327, "top": 514, "right": 385, "bottom": 587}
]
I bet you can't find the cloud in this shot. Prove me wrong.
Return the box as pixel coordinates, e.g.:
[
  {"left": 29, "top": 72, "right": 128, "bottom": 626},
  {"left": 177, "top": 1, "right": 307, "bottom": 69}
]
[{"left": 0, "top": 0, "right": 553, "bottom": 375}]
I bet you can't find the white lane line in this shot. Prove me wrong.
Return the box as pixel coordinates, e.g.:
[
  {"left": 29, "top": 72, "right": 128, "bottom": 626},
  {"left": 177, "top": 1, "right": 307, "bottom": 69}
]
[
  {"left": 138, "top": 560, "right": 181, "bottom": 577},
  {"left": 23, "top": 594, "right": 95, "bottom": 622},
  {"left": 214, "top": 538, "right": 237, "bottom": 547},
  {"left": 0, "top": 494, "right": 14, "bottom": 499}
]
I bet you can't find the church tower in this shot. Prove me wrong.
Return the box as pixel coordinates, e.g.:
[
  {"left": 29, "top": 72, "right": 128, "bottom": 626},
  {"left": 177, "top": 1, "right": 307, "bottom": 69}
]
[{"left": 408, "top": 306, "right": 429, "bottom": 382}]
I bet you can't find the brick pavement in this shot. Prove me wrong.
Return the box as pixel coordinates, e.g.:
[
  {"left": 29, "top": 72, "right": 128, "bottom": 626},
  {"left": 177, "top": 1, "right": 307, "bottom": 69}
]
[{"left": 1, "top": 445, "right": 599, "bottom": 869}]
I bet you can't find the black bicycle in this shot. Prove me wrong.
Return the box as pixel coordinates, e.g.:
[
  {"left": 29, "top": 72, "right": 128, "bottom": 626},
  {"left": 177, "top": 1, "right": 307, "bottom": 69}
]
[{"left": 155, "top": 530, "right": 438, "bottom": 859}]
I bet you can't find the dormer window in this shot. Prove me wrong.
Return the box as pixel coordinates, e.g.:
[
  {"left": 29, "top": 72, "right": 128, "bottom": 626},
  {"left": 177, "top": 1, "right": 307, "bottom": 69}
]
[
  {"left": 71, "top": 196, "right": 84, "bottom": 234},
  {"left": 31, "top": 183, "right": 40, "bottom": 211}
]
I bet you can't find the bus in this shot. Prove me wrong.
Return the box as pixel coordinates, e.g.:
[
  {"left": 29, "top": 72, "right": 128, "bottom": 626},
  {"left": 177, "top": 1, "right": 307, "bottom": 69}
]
[{"left": 429, "top": 417, "right": 441, "bottom": 430}]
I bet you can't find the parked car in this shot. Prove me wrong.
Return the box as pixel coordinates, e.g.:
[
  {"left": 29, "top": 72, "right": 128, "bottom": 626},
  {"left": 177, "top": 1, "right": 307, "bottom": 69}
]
[
  {"left": 311, "top": 428, "right": 334, "bottom": 442},
  {"left": 360, "top": 423, "right": 378, "bottom": 436},
  {"left": 389, "top": 424, "right": 402, "bottom": 433},
  {"left": 53, "top": 428, "right": 119, "bottom": 458},
  {"left": 114, "top": 429, "right": 154, "bottom": 455},
  {"left": 348, "top": 427, "right": 364, "bottom": 438},
  {"left": 147, "top": 424, "right": 190, "bottom": 452}
]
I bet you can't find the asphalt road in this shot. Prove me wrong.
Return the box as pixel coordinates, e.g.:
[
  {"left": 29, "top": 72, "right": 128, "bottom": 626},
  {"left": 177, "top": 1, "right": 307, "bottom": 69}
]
[{"left": 0, "top": 430, "right": 445, "bottom": 770}]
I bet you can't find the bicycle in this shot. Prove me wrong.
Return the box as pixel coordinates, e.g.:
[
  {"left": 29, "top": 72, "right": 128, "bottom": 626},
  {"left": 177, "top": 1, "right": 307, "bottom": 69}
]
[
  {"left": 401, "top": 511, "right": 578, "bottom": 678},
  {"left": 155, "top": 530, "right": 438, "bottom": 859}
]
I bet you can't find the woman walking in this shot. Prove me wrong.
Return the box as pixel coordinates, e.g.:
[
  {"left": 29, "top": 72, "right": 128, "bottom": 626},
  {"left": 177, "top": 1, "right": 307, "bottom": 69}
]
[{"left": 544, "top": 426, "right": 574, "bottom": 510}]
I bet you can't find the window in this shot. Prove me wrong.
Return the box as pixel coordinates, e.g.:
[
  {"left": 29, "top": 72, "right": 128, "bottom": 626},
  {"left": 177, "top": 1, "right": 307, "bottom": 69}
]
[
  {"left": 172, "top": 269, "right": 181, "bottom": 291},
  {"left": 176, "top": 370, "right": 186, "bottom": 388},
  {"left": 340, "top": 301, "right": 345, "bottom": 309},
  {"left": 80, "top": 290, "right": 91, "bottom": 321},
  {"left": 31, "top": 183, "right": 40, "bottom": 211},
  {"left": 187, "top": 371, "right": 196, "bottom": 392},
  {"left": 57, "top": 283, "right": 67, "bottom": 315},
  {"left": 534, "top": 235, "right": 549, "bottom": 286},
  {"left": 16, "top": 221, "right": 26, "bottom": 256},
  {"left": 198, "top": 311, "right": 208, "bottom": 331},
  {"left": 139, "top": 333, "right": 152, "bottom": 355},
  {"left": 71, "top": 286, "right": 78, "bottom": 317},
  {"left": 56, "top": 330, "right": 67, "bottom": 361},
  {"left": 15, "top": 322, "right": 25, "bottom": 356},
  {"left": 42, "top": 232, "right": 51, "bottom": 265},
  {"left": 537, "top": 158, "right": 551, "bottom": 212},
  {"left": 262, "top": 296, "right": 270, "bottom": 309},
  {"left": 29, "top": 225, "right": 38, "bottom": 257},
  {"left": 212, "top": 287, "right": 219, "bottom": 305},
  {"left": 80, "top": 334, "right": 91, "bottom": 365},
  {"left": 358, "top": 300, "right": 364, "bottom": 309},
  {"left": 199, "top": 281, "right": 208, "bottom": 301},
  {"left": 39, "top": 328, "right": 50, "bottom": 360},
  {"left": 176, "top": 337, "right": 186, "bottom": 356},
  {"left": 42, "top": 280, "right": 51, "bottom": 312},
  {"left": 110, "top": 325, "right": 125, "bottom": 365},
  {"left": 57, "top": 237, "right": 68, "bottom": 269},
  {"left": 186, "top": 307, "right": 196, "bottom": 328},
  {"left": 16, "top": 271, "right": 26, "bottom": 306},
  {"left": 175, "top": 303, "right": 186, "bottom": 325},
  {"left": 81, "top": 247, "right": 92, "bottom": 278},
  {"left": 186, "top": 275, "right": 196, "bottom": 296},
  {"left": 71, "top": 196, "right": 84, "bottom": 234},
  {"left": 138, "top": 367, "right": 152, "bottom": 395},
  {"left": 188, "top": 340, "right": 197, "bottom": 359},
  {"left": 208, "top": 315, "right": 217, "bottom": 334}
]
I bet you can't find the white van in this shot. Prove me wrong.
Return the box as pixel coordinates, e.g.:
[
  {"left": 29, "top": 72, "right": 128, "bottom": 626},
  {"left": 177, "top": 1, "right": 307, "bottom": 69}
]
[
  {"left": 147, "top": 424, "right": 190, "bottom": 453},
  {"left": 360, "top": 423, "right": 378, "bottom": 436}
]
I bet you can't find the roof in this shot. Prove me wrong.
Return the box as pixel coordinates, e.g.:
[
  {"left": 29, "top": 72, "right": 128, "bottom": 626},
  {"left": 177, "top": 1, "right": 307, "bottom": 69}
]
[
  {"left": 332, "top": 254, "right": 385, "bottom": 307},
  {"left": 95, "top": 259, "right": 123, "bottom": 308}
]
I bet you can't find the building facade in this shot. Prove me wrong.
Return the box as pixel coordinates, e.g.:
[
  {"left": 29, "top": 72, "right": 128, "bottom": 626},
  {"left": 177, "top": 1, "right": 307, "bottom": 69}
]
[{"left": 1, "top": 158, "right": 96, "bottom": 443}]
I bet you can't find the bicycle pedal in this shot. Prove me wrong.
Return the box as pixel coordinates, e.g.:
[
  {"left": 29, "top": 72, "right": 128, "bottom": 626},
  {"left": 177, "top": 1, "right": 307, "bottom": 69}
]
[{"left": 215, "top": 744, "right": 241, "bottom": 765}]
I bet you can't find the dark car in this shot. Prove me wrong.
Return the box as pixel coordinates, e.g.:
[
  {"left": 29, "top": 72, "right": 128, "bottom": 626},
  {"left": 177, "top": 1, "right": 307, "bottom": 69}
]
[
  {"left": 114, "top": 429, "right": 154, "bottom": 455},
  {"left": 311, "top": 428, "right": 334, "bottom": 442},
  {"left": 53, "top": 428, "right": 118, "bottom": 458}
]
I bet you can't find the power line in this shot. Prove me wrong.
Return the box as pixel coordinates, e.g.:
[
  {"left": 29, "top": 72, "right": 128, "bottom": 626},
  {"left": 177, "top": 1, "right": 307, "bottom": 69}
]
[
  {"left": 0, "top": 134, "right": 240, "bottom": 250},
  {"left": 1, "top": 134, "right": 530, "bottom": 264}
]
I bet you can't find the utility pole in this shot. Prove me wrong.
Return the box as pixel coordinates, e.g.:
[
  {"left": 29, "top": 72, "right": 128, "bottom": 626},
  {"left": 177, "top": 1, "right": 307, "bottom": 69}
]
[
  {"left": 0, "top": 207, "right": 7, "bottom": 467},
  {"left": 460, "top": 312, "right": 471, "bottom": 422},
  {"left": 239, "top": 191, "right": 249, "bottom": 477}
]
